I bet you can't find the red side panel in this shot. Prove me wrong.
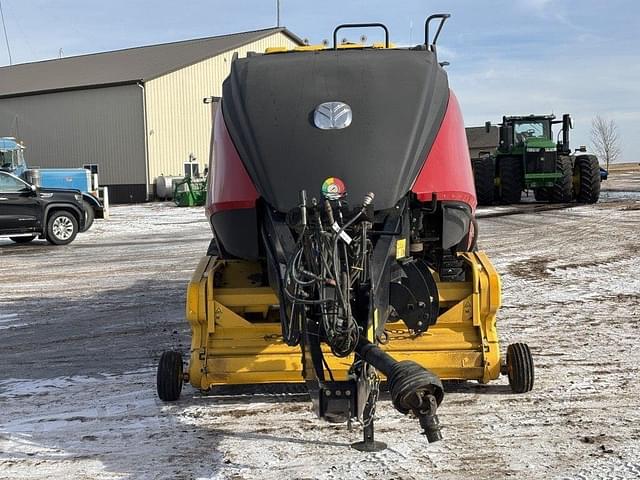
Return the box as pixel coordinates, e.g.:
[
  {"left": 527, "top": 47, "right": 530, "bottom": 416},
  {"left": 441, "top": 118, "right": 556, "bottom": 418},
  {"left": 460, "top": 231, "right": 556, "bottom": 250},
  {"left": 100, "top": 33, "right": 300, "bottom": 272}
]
[
  {"left": 411, "top": 91, "right": 477, "bottom": 211},
  {"left": 206, "top": 106, "right": 259, "bottom": 217}
]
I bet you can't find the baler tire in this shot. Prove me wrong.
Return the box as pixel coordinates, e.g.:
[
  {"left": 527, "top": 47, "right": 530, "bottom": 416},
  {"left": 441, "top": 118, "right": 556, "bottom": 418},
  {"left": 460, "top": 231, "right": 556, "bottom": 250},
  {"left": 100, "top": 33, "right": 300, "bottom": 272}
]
[
  {"left": 498, "top": 159, "right": 523, "bottom": 204},
  {"left": 574, "top": 155, "right": 601, "bottom": 204},
  {"left": 157, "top": 351, "right": 183, "bottom": 401},
  {"left": 551, "top": 156, "right": 573, "bottom": 203},
  {"left": 506, "top": 343, "right": 534, "bottom": 393},
  {"left": 80, "top": 201, "right": 95, "bottom": 232},
  {"left": 472, "top": 157, "right": 496, "bottom": 205}
]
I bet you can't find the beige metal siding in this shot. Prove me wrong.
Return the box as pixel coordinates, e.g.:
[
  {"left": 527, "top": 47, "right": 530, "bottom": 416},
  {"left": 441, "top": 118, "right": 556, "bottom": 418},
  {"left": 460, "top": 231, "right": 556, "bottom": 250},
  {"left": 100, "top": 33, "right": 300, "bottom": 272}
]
[
  {"left": 144, "top": 32, "right": 299, "bottom": 183},
  {"left": 0, "top": 85, "right": 146, "bottom": 184}
]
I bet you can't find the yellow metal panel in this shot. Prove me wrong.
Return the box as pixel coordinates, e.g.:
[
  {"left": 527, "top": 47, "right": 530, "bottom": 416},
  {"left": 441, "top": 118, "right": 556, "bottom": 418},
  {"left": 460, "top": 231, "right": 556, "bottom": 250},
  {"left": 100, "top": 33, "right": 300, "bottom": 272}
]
[
  {"left": 372, "top": 42, "right": 397, "bottom": 48},
  {"left": 395, "top": 238, "right": 406, "bottom": 259},
  {"left": 215, "top": 288, "right": 279, "bottom": 307},
  {"left": 266, "top": 45, "right": 327, "bottom": 53},
  {"left": 187, "top": 256, "right": 213, "bottom": 324},
  {"left": 264, "top": 43, "right": 397, "bottom": 55},
  {"left": 293, "top": 45, "right": 326, "bottom": 51},
  {"left": 337, "top": 43, "right": 366, "bottom": 49}
]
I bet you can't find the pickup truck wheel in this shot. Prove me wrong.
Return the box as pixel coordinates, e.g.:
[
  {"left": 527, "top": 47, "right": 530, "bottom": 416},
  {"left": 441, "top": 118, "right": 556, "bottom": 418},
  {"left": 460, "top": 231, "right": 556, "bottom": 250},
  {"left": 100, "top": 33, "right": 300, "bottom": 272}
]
[
  {"left": 80, "top": 201, "right": 95, "bottom": 232},
  {"left": 10, "top": 235, "right": 36, "bottom": 244},
  {"left": 46, "top": 211, "right": 79, "bottom": 245}
]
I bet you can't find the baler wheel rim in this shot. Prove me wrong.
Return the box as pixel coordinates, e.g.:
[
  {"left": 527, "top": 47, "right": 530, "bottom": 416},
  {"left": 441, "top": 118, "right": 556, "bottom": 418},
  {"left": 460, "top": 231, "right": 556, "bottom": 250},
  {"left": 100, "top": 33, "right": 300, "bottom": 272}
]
[
  {"left": 506, "top": 343, "right": 534, "bottom": 393},
  {"left": 157, "top": 350, "right": 183, "bottom": 401}
]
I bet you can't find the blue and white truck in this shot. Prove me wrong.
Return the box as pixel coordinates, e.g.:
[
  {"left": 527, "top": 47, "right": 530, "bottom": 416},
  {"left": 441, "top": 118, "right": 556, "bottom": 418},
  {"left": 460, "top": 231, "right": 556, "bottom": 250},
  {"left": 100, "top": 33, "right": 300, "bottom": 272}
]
[{"left": 0, "top": 137, "right": 105, "bottom": 231}]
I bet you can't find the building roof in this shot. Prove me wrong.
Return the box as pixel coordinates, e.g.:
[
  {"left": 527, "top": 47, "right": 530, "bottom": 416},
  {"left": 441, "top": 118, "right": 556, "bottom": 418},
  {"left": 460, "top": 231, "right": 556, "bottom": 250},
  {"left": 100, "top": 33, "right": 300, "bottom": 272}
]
[
  {"left": 0, "top": 27, "right": 303, "bottom": 99},
  {"left": 466, "top": 126, "right": 499, "bottom": 151}
]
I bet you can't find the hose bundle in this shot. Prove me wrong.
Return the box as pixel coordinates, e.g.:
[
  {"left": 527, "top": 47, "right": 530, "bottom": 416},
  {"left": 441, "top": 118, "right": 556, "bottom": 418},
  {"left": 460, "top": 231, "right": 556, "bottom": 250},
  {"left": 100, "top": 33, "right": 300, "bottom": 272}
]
[{"left": 282, "top": 192, "right": 373, "bottom": 357}]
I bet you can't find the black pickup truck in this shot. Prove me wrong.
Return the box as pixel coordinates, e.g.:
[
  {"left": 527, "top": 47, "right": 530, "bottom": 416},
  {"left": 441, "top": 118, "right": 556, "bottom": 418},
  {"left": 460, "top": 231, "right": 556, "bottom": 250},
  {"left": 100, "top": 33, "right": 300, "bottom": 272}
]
[{"left": 0, "top": 170, "right": 87, "bottom": 245}]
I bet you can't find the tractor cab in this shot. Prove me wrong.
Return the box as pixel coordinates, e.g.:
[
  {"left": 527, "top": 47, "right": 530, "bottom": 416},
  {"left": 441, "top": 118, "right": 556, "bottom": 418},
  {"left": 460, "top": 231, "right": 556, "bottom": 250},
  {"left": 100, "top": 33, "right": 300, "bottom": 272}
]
[
  {"left": 509, "top": 117, "right": 553, "bottom": 145},
  {"left": 497, "top": 115, "right": 561, "bottom": 193},
  {"left": 499, "top": 115, "right": 556, "bottom": 152}
]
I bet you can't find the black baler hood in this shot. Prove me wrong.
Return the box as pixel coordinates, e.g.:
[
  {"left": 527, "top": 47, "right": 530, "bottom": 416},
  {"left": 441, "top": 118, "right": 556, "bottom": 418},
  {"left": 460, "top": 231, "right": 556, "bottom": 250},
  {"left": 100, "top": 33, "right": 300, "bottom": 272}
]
[{"left": 222, "top": 48, "right": 449, "bottom": 212}]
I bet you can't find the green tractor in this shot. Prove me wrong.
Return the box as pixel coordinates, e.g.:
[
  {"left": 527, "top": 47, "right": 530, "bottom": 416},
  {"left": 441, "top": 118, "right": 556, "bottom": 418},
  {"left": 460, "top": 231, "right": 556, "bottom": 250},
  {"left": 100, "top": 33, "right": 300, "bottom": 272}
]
[{"left": 471, "top": 114, "right": 601, "bottom": 205}]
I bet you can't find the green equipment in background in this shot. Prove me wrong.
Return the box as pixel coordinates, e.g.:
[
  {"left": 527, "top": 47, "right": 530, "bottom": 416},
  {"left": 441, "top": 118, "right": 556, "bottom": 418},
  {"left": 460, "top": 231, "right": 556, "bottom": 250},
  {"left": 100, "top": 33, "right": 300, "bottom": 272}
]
[
  {"left": 173, "top": 176, "right": 207, "bottom": 207},
  {"left": 471, "top": 114, "right": 601, "bottom": 205}
]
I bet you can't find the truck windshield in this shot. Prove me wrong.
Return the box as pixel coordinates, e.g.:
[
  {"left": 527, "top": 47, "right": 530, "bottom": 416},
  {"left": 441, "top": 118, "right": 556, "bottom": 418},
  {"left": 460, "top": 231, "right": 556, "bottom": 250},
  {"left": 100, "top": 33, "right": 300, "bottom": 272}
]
[
  {"left": 513, "top": 121, "right": 550, "bottom": 142},
  {"left": 0, "top": 149, "right": 25, "bottom": 171}
]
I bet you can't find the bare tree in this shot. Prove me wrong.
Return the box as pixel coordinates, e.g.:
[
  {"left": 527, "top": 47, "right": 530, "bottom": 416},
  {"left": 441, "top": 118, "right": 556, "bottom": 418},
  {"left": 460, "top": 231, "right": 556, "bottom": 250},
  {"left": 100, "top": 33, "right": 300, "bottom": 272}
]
[{"left": 590, "top": 115, "right": 621, "bottom": 169}]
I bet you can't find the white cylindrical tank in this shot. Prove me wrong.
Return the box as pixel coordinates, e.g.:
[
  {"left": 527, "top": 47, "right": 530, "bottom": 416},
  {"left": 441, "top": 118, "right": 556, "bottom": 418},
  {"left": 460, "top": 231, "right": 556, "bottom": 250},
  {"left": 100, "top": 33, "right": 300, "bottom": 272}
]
[{"left": 156, "top": 176, "right": 182, "bottom": 200}]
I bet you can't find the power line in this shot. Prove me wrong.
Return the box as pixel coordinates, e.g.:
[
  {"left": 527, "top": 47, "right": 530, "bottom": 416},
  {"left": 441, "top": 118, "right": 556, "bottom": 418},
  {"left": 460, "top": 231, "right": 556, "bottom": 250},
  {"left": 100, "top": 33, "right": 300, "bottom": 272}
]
[
  {"left": 0, "top": 0, "right": 11, "bottom": 65},
  {"left": 3, "top": 0, "right": 35, "bottom": 59}
]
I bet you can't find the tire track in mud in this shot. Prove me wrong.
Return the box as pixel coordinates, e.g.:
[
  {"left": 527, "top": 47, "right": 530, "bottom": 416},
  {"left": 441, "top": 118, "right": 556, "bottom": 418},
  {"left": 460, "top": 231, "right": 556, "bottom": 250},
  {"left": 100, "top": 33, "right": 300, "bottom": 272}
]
[{"left": 506, "top": 245, "right": 638, "bottom": 282}]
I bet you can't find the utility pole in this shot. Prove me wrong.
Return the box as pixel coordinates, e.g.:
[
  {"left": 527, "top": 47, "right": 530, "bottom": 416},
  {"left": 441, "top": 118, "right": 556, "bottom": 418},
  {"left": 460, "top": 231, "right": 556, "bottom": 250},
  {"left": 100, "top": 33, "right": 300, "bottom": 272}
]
[
  {"left": 276, "top": 0, "right": 280, "bottom": 27},
  {"left": 0, "top": 0, "right": 12, "bottom": 65}
]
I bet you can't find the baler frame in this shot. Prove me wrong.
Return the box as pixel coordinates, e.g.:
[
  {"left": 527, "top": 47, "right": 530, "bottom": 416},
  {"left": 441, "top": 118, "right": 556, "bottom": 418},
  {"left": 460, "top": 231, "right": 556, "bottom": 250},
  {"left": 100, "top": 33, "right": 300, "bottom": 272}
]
[{"left": 184, "top": 251, "right": 502, "bottom": 390}]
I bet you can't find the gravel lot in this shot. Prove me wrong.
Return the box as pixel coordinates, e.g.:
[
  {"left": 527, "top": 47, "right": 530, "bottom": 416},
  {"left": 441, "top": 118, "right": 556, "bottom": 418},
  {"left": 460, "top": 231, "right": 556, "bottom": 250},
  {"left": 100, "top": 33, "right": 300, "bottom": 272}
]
[{"left": 1, "top": 167, "right": 639, "bottom": 480}]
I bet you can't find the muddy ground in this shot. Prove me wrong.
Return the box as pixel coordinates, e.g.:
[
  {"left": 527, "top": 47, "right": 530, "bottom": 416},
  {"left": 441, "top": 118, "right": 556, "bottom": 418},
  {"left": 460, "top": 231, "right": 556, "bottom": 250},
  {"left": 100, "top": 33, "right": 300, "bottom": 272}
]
[{"left": 1, "top": 167, "right": 639, "bottom": 479}]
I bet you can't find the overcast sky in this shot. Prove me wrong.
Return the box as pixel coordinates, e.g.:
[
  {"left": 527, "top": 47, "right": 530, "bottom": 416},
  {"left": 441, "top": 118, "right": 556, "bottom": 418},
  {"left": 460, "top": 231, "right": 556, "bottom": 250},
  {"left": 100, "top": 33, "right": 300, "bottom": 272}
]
[{"left": 0, "top": 0, "right": 637, "bottom": 161}]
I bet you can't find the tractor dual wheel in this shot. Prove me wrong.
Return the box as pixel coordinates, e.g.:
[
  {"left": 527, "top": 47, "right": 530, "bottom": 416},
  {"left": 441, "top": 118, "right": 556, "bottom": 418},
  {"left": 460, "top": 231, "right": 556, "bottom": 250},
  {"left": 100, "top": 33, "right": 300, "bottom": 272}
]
[
  {"left": 573, "top": 155, "right": 601, "bottom": 204},
  {"left": 498, "top": 158, "right": 523, "bottom": 204},
  {"left": 472, "top": 156, "right": 496, "bottom": 205},
  {"left": 506, "top": 343, "right": 534, "bottom": 393},
  {"left": 157, "top": 351, "right": 183, "bottom": 401},
  {"left": 550, "top": 156, "right": 573, "bottom": 203}
]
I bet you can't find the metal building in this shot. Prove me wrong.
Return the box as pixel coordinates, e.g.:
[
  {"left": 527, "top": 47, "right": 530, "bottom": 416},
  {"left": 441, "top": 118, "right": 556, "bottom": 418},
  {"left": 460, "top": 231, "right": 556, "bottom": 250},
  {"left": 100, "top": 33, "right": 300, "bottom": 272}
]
[
  {"left": 465, "top": 126, "right": 499, "bottom": 159},
  {"left": 0, "top": 28, "right": 303, "bottom": 202}
]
